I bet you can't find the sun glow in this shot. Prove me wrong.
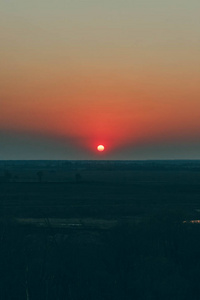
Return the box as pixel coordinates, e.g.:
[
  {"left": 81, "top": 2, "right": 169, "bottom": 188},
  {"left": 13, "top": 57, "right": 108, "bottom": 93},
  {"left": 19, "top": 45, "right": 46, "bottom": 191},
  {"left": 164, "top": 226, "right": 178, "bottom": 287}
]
[{"left": 97, "top": 145, "right": 105, "bottom": 152}]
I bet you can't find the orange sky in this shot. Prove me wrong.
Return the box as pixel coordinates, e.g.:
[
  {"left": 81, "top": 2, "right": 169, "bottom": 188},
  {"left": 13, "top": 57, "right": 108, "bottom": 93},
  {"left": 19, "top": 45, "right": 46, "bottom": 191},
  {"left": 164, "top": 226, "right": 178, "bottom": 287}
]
[{"left": 0, "top": 0, "right": 200, "bottom": 158}]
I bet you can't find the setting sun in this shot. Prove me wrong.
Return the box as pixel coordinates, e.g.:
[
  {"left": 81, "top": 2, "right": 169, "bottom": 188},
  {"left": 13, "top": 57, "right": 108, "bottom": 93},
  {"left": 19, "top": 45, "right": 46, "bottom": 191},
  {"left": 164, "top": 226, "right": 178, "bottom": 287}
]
[{"left": 97, "top": 145, "right": 105, "bottom": 152}]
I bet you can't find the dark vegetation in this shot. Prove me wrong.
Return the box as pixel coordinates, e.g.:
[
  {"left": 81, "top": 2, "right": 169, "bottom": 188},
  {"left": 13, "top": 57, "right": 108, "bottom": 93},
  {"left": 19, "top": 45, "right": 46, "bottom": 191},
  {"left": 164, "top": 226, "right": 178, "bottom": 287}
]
[{"left": 0, "top": 160, "right": 200, "bottom": 299}]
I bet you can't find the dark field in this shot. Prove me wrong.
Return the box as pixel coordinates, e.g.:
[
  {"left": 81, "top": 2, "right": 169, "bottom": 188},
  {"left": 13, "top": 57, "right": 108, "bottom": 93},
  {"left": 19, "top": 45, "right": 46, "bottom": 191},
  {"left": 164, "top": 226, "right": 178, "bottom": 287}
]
[{"left": 1, "top": 160, "right": 200, "bottom": 299}]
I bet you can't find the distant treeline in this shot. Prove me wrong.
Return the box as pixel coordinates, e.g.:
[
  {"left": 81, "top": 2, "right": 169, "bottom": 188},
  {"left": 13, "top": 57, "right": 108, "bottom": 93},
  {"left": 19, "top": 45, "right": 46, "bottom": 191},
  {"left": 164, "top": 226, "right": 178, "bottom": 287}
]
[{"left": 0, "top": 160, "right": 200, "bottom": 171}]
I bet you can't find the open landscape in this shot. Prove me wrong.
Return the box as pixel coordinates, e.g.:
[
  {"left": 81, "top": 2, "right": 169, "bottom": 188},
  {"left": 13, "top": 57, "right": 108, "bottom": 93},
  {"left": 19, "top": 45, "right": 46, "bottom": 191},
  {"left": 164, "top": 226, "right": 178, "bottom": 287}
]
[
  {"left": 1, "top": 0, "right": 199, "bottom": 298},
  {"left": 0, "top": 160, "right": 200, "bottom": 299}
]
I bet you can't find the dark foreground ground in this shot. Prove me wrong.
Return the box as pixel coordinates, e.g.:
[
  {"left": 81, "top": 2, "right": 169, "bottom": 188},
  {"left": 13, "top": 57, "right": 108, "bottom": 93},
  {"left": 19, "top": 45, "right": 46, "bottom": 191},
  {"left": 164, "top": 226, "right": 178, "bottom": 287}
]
[{"left": 0, "top": 160, "right": 200, "bottom": 299}]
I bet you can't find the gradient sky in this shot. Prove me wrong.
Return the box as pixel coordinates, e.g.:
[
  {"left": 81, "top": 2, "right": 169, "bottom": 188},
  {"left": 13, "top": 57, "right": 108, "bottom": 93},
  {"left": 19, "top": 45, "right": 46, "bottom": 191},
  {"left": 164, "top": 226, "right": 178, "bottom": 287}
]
[{"left": 1, "top": 0, "right": 200, "bottom": 159}]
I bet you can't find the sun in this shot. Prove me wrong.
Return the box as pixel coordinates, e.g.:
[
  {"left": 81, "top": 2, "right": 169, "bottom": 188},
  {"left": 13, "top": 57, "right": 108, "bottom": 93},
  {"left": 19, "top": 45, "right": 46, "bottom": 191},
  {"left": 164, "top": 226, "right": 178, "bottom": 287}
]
[{"left": 97, "top": 145, "right": 105, "bottom": 152}]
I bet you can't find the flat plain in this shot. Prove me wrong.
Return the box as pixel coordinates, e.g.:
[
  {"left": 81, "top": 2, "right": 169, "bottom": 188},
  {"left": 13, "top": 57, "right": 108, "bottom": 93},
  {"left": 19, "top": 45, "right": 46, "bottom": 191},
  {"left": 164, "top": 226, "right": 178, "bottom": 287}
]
[{"left": 0, "top": 160, "right": 200, "bottom": 299}]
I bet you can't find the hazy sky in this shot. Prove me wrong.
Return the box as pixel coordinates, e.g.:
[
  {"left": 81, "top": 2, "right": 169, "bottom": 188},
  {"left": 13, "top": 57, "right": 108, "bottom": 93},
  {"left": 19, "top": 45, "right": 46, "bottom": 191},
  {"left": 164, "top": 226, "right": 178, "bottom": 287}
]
[{"left": 1, "top": 0, "right": 200, "bottom": 159}]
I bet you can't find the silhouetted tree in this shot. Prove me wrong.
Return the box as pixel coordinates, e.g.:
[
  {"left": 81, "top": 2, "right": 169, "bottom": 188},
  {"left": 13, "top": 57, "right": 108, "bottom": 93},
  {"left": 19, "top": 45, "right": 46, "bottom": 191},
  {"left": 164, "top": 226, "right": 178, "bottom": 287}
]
[
  {"left": 75, "top": 173, "right": 82, "bottom": 183},
  {"left": 4, "top": 170, "right": 12, "bottom": 182},
  {"left": 13, "top": 175, "right": 19, "bottom": 182},
  {"left": 37, "top": 171, "right": 44, "bottom": 183}
]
